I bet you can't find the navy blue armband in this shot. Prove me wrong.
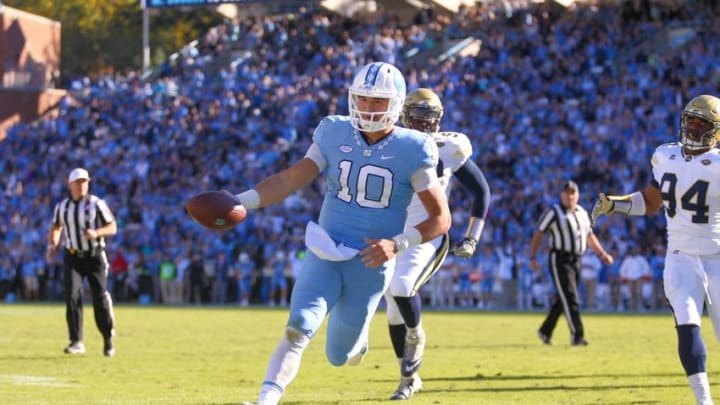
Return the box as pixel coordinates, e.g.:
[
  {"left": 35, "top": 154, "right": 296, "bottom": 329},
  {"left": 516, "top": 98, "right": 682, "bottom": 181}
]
[{"left": 454, "top": 159, "right": 490, "bottom": 218}]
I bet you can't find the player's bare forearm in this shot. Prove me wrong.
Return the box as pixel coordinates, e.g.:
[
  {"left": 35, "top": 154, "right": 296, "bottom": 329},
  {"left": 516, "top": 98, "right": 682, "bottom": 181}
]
[
  {"left": 640, "top": 184, "right": 663, "bottom": 214},
  {"left": 606, "top": 185, "right": 662, "bottom": 214},
  {"left": 255, "top": 158, "right": 320, "bottom": 207},
  {"left": 415, "top": 185, "right": 451, "bottom": 242}
]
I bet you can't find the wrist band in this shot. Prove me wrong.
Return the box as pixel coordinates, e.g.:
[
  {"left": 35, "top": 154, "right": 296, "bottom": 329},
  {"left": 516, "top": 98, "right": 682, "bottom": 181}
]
[
  {"left": 392, "top": 228, "right": 423, "bottom": 253},
  {"left": 235, "top": 189, "right": 260, "bottom": 209},
  {"left": 612, "top": 192, "right": 646, "bottom": 216}
]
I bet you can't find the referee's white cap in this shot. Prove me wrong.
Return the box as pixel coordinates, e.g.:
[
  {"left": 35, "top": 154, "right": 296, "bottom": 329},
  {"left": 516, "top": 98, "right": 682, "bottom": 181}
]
[{"left": 68, "top": 168, "right": 90, "bottom": 183}]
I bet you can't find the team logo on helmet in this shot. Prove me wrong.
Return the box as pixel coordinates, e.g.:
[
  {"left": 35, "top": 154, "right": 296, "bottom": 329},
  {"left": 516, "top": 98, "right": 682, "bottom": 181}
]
[{"left": 348, "top": 62, "right": 407, "bottom": 133}]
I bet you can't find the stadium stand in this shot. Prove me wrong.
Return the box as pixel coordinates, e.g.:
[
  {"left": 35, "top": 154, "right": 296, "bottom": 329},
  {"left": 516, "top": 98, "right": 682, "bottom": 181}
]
[{"left": 1, "top": 0, "right": 719, "bottom": 310}]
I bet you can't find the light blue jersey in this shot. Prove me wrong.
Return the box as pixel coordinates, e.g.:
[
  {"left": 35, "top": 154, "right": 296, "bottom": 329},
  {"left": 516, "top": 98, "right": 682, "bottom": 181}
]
[{"left": 313, "top": 115, "right": 438, "bottom": 249}]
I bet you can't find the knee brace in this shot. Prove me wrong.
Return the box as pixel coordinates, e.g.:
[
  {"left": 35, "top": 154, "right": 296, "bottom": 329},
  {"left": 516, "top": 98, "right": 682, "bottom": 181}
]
[{"left": 677, "top": 324, "right": 706, "bottom": 376}]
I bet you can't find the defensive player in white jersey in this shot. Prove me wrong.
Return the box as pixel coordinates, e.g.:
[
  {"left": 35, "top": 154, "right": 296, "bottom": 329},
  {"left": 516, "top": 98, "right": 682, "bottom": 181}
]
[
  {"left": 385, "top": 88, "right": 491, "bottom": 400},
  {"left": 234, "top": 63, "right": 451, "bottom": 405},
  {"left": 592, "top": 95, "right": 720, "bottom": 405}
]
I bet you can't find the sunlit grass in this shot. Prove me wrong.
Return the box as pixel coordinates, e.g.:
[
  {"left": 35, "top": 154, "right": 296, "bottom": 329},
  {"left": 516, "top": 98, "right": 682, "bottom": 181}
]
[{"left": 0, "top": 304, "right": 714, "bottom": 404}]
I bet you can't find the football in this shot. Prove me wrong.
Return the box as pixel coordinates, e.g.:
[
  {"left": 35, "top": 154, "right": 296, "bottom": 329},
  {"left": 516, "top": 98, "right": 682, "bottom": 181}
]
[{"left": 185, "top": 191, "right": 247, "bottom": 231}]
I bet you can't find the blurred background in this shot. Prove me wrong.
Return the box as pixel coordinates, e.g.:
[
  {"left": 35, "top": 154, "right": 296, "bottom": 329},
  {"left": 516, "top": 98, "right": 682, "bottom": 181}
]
[{"left": 0, "top": 0, "right": 716, "bottom": 313}]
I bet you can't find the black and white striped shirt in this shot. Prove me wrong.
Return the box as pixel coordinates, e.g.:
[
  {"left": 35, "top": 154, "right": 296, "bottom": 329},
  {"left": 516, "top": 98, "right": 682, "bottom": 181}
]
[
  {"left": 536, "top": 204, "right": 593, "bottom": 255},
  {"left": 52, "top": 195, "right": 115, "bottom": 252}
]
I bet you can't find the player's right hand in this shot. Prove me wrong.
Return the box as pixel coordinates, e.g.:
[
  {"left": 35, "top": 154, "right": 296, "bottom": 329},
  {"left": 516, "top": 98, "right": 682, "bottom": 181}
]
[
  {"left": 360, "top": 238, "right": 397, "bottom": 268},
  {"left": 591, "top": 193, "right": 615, "bottom": 226},
  {"left": 451, "top": 237, "right": 477, "bottom": 258}
]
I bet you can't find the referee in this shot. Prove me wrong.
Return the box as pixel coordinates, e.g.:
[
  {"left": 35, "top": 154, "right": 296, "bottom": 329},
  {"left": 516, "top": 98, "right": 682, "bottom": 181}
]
[
  {"left": 529, "top": 180, "right": 613, "bottom": 346},
  {"left": 45, "top": 168, "right": 117, "bottom": 357}
]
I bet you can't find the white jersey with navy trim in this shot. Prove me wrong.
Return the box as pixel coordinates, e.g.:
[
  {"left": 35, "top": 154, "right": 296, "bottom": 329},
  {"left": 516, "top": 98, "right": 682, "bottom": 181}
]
[
  {"left": 405, "top": 131, "right": 472, "bottom": 227},
  {"left": 651, "top": 143, "right": 720, "bottom": 255}
]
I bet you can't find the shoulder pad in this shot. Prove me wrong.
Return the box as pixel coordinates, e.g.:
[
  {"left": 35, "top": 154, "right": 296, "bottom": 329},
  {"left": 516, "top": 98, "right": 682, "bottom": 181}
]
[{"left": 434, "top": 131, "right": 472, "bottom": 163}]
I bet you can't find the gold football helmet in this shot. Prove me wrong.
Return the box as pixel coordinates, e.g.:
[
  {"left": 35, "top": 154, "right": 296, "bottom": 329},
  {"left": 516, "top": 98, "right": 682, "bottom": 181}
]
[
  {"left": 680, "top": 94, "right": 720, "bottom": 150},
  {"left": 401, "top": 88, "right": 443, "bottom": 133}
]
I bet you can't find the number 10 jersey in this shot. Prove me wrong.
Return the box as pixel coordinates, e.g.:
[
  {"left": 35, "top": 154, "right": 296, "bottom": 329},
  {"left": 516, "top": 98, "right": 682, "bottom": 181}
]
[{"left": 311, "top": 115, "right": 438, "bottom": 250}]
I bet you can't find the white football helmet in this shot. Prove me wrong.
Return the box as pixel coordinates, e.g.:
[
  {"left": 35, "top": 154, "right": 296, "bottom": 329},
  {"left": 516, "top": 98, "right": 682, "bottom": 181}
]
[{"left": 348, "top": 62, "right": 406, "bottom": 132}]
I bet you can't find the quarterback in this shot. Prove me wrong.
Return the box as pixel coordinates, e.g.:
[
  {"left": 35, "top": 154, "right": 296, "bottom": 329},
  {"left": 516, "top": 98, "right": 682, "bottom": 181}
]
[
  {"left": 234, "top": 62, "right": 451, "bottom": 405},
  {"left": 592, "top": 95, "right": 720, "bottom": 405},
  {"left": 384, "top": 88, "right": 491, "bottom": 400}
]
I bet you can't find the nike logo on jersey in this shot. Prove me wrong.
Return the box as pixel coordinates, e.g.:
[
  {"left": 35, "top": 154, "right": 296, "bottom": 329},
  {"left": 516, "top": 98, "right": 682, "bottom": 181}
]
[
  {"left": 401, "top": 358, "right": 422, "bottom": 377},
  {"left": 381, "top": 155, "right": 395, "bottom": 160}
]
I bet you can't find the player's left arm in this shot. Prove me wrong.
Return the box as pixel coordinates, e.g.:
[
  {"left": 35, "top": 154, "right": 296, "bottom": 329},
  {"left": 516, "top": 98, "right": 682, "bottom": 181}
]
[
  {"left": 234, "top": 148, "right": 322, "bottom": 209},
  {"left": 452, "top": 159, "right": 491, "bottom": 258},
  {"left": 591, "top": 183, "right": 663, "bottom": 225},
  {"left": 414, "top": 182, "right": 452, "bottom": 244},
  {"left": 592, "top": 151, "right": 665, "bottom": 225}
]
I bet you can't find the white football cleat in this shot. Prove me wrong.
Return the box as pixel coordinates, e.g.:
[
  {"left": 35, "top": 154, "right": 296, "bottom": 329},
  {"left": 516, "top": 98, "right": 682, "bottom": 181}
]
[
  {"left": 63, "top": 341, "right": 86, "bottom": 355},
  {"left": 390, "top": 376, "right": 423, "bottom": 400}
]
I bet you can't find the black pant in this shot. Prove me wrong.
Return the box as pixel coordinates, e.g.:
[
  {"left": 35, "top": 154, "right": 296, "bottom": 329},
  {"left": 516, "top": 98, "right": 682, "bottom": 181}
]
[
  {"left": 539, "top": 251, "right": 584, "bottom": 341},
  {"left": 64, "top": 251, "right": 115, "bottom": 343}
]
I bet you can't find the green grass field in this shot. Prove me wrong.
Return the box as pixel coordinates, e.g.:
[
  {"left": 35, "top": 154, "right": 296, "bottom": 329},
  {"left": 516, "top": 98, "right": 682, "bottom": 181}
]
[{"left": 0, "top": 304, "right": 715, "bottom": 404}]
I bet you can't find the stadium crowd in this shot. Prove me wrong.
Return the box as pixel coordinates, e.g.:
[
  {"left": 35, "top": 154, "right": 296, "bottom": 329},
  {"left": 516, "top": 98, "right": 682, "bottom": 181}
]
[{"left": 1, "top": 0, "right": 719, "bottom": 312}]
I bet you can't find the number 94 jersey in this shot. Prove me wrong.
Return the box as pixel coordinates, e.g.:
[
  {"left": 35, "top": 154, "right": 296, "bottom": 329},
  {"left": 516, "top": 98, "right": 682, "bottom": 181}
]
[
  {"left": 405, "top": 131, "right": 472, "bottom": 227},
  {"left": 652, "top": 142, "right": 720, "bottom": 255}
]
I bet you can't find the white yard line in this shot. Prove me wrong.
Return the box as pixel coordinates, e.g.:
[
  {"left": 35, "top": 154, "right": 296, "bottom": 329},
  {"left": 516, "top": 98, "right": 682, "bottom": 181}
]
[{"left": 0, "top": 374, "right": 80, "bottom": 388}]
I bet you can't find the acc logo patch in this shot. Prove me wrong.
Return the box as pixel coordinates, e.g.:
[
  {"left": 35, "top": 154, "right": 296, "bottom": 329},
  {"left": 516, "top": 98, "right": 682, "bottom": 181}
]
[
  {"left": 702, "top": 159, "right": 712, "bottom": 165},
  {"left": 436, "top": 141, "right": 445, "bottom": 147},
  {"left": 340, "top": 145, "right": 352, "bottom": 153}
]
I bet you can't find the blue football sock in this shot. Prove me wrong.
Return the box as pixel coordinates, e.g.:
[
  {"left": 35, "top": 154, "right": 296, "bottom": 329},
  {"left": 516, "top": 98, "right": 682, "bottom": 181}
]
[
  {"left": 388, "top": 323, "right": 406, "bottom": 358},
  {"left": 677, "top": 324, "right": 706, "bottom": 376},
  {"left": 393, "top": 295, "right": 422, "bottom": 328}
]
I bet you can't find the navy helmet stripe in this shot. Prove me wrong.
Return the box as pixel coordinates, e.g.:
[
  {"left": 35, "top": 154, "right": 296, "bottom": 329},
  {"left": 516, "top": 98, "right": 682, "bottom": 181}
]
[{"left": 364, "top": 62, "right": 383, "bottom": 87}]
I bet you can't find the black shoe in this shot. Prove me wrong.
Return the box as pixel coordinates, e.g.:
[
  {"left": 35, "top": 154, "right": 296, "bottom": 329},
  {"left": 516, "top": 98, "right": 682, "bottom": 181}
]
[
  {"left": 572, "top": 338, "right": 589, "bottom": 346},
  {"left": 536, "top": 330, "right": 552, "bottom": 345},
  {"left": 103, "top": 337, "right": 115, "bottom": 357}
]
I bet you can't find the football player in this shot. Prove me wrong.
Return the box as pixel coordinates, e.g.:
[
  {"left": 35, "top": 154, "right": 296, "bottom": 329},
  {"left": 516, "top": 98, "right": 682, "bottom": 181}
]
[
  {"left": 234, "top": 62, "right": 451, "bottom": 405},
  {"left": 384, "top": 88, "right": 491, "bottom": 400},
  {"left": 592, "top": 94, "right": 720, "bottom": 405}
]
